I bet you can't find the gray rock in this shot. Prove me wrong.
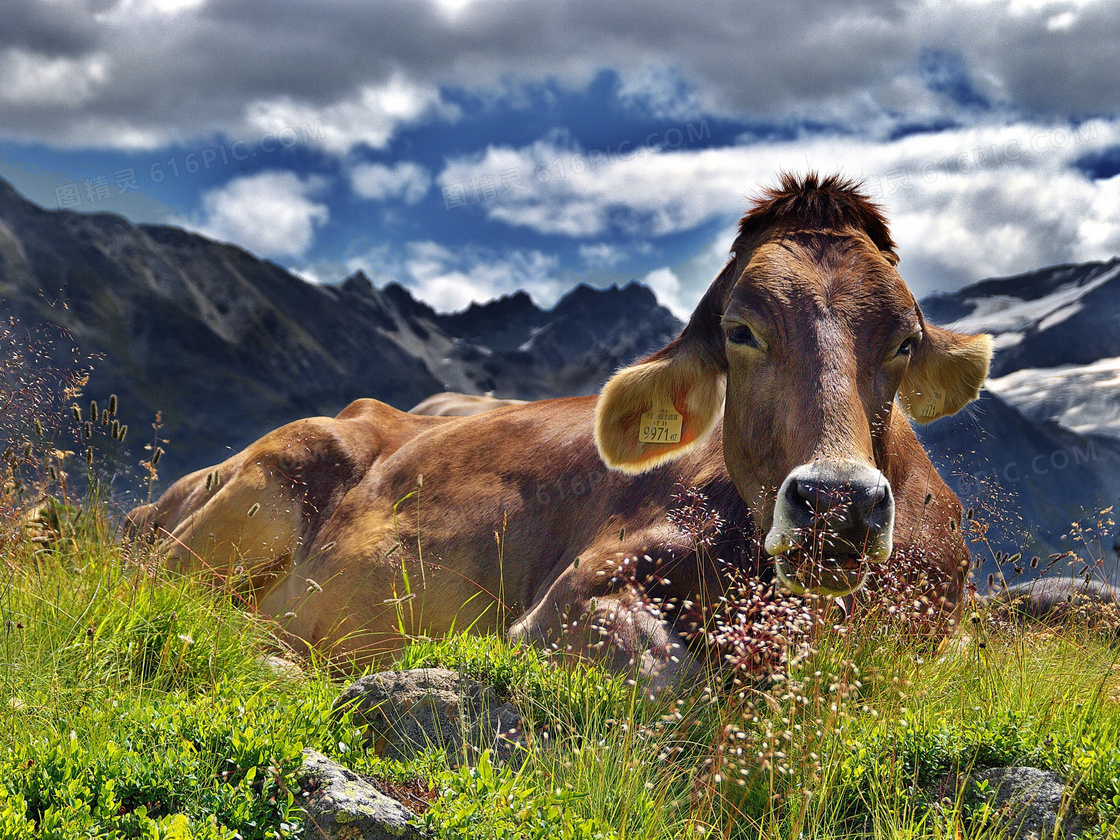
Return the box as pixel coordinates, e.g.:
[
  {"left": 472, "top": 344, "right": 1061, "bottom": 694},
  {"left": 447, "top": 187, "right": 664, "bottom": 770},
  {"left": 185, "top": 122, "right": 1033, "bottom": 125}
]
[
  {"left": 259, "top": 654, "right": 306, "bottom": 681},
  {"left": 334, "top": 668, "right": 525, "bottom": 767},
  {"left": 988, "top": 576, "right": 1120, "bottom": 628},
  {"left": 963, "top": 765, "right": 1085, "bottom": 839},
  {"left": 298, "top": 749, "right": 418, "bottom": 840}
]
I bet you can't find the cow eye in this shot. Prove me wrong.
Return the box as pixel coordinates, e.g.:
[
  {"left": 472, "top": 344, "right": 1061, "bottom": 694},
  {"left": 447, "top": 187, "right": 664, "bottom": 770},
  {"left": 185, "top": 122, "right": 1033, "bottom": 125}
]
[
  {"left": 726, "top": 324, "right": 758, "bottom": 347},
  {"left": 896, "top": 336, "right": 918, "bottom": 357}
]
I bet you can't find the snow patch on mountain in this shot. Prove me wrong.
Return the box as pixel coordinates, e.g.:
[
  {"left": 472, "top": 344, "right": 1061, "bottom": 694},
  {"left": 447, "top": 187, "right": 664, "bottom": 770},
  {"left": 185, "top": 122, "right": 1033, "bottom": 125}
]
[
  {"left": 946, "top": 261, "right": 1120, "bottom": 340},
  {"left": 988, "top": 356, "right": 1120, "bottom": 439}
]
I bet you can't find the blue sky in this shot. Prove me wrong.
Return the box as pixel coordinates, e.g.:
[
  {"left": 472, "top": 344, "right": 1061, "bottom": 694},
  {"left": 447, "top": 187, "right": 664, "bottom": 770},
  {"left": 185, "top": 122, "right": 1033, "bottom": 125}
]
[{"left": 1, "top": 0, "right": 1119, "bottom": 317}]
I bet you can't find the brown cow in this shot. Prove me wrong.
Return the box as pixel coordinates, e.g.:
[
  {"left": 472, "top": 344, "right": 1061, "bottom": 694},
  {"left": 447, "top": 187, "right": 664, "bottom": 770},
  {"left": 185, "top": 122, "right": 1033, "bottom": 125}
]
[
  {"left": 409, "top": 392, "right": 528, "bottom": 417},
  {"left": 127, "top": 174, "right": 992, "bottom": 691}
]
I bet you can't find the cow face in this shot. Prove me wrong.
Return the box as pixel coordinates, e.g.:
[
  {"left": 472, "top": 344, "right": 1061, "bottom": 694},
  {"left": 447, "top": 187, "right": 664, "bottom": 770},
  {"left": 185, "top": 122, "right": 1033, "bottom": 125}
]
[{"left": 595, "top": 174, "right": 992, "bottom": 598}]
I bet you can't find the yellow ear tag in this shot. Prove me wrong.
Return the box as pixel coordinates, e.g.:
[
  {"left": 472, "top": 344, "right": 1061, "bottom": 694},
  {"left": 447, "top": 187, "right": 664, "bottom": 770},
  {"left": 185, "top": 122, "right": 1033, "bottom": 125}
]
[
  {"left": 921, "top": 389, "right": 946, "bottom": 419},
  {"left": 638, "top": 401, "right": 683, "bottom": 444}
]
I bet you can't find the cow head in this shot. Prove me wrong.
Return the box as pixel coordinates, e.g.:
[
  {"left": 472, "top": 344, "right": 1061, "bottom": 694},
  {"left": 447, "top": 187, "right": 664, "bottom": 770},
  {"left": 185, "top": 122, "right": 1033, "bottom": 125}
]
[{"left": 595, "top": 173, "right": 992, "bottom": 598}]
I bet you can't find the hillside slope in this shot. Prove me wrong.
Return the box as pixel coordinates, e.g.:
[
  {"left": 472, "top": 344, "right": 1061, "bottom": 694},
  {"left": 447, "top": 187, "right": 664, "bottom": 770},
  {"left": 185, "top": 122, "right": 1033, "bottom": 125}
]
[{"left": 0, "top": 177, "right": 679, "bottom": 481}]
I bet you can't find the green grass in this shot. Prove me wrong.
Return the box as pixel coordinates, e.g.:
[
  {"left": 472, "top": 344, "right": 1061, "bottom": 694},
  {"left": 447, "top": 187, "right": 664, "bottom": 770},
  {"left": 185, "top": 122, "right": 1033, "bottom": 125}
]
[
  {"left": 0, "top": 504, "right": 345, "bottom": 839},
  {"left": 2, "top": 498, "right": 1120, "bottom": 839}
]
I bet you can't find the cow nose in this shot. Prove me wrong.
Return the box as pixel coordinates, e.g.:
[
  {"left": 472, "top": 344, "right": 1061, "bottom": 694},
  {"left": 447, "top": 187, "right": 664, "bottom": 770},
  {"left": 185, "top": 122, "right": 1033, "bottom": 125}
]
[
  {"left": 791, "top": 474, "right": 890, "bottom": 526},
  {"left": 765, "top": 461, "right": 895, "bottom": 597}
]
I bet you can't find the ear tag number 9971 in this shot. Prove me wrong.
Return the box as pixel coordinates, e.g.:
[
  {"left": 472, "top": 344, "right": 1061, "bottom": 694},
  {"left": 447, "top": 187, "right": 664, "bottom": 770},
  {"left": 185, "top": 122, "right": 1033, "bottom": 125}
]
[{"left": 639, "top": 402, "right": 683, "bottom": 444}]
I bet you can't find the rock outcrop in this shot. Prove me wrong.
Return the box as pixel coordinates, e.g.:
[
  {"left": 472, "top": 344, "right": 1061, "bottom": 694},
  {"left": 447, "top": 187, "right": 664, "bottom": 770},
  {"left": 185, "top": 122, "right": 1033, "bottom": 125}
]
[
  {"left": 960, "top": 766, "right": 1085, "bottom": 839},
  {"left": 299, "top": 749, "right": 418, "bottom": 840},
  {"left": 334, "top": 668, "right": 526, "bottom": 768}
]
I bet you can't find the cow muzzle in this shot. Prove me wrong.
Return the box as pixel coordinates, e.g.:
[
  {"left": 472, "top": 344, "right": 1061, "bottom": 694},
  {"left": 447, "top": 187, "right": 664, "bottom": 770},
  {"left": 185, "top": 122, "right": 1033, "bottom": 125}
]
[{"left": 764, "top": 461, "right": 894, "bottom": 597}]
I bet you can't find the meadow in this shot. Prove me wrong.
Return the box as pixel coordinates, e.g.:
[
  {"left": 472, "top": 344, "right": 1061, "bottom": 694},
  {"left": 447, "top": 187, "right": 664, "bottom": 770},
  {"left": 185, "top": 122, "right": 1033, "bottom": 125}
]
[{"left": 1, "top": 351, "right": 1119, "bottom": 839}]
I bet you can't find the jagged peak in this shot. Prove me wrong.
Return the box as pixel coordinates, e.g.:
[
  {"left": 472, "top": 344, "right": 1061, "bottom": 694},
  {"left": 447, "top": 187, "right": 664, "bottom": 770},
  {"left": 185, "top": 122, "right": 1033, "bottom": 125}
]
[
  {"left": 381, "top": 281, "right": 440, "bottom": 320},
  {"left": 466, "top": 288, "right": 535, "bottom": 312},
  {"left": 340, "top": 270, "right": 375, "bottom": 296},
  {"left": 449, "top": 289, "right": 538, "bottom": 320},
  {"left": 552, "top": 280, "right": 660, "bottom": 314}
]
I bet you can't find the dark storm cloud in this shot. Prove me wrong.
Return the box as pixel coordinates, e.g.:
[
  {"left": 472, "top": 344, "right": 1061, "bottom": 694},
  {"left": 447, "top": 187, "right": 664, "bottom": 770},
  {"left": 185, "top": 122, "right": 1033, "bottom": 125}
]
[
  {"left": 1, "top": 0, "right": 1116, "bottom": 150},
  {"left": 986, "top": 2, "right": 1120, "bottom": 115},
  {"left": 0, "top": 0, "right": 100, "bottom": 55}
]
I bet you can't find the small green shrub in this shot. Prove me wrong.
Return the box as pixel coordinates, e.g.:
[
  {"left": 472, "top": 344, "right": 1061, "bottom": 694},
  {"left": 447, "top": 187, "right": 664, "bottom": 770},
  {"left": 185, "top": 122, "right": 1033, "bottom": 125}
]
[
  {"left": 419, "top": 750, "right": 620, "bottom": 840},
  {"left": 0, "top": 681, "right": 346, "bottom": 839}
]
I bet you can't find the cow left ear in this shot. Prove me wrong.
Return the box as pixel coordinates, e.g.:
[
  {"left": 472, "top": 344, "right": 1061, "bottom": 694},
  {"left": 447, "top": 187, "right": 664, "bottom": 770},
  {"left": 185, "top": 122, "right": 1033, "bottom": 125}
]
[
  {"left": 595, "top": 341, "right": 726, "bottom": 474},
  {"left": 898, "top": 324, "right": 993, "bottom": 422}
]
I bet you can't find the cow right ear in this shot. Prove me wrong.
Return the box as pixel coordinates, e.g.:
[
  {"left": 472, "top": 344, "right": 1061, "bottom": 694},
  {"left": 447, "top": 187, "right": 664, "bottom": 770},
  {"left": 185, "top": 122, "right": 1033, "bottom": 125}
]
[
  {"left": 596, "top": 255, "right": 736, "bottom": 473},
  {"left": 595, "top": 309, "right": 725, "bottom": 479},
  {"left": 595, "top": 341, "right": 725, "bottom": 474},
  {"left": 899, "top": 324, "right": 993, "bottom": 422}
]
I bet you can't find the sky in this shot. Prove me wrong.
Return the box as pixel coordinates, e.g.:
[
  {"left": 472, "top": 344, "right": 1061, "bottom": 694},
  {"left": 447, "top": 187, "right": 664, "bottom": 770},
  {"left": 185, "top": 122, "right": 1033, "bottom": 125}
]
[{"left": 1, "top": 0, "right": 1119, "bottom": 318}]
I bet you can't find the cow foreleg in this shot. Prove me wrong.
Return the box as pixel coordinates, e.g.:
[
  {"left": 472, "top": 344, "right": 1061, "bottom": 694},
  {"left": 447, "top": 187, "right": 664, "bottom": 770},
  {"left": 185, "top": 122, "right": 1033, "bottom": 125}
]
[{"left": 509, "top": 580, "right": 703, "bottom": 695}]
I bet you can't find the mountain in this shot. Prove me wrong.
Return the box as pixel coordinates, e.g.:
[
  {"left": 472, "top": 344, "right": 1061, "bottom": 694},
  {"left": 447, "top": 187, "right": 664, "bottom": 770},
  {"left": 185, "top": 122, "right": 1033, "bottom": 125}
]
[
  {"left": 921, "top": 258, "right": 1120, "bottom": 440},
  {"left": 917, "top": 260, "right": 1120, "bottom": 581},
  {"left": 0, "top": 177, "right": 680, "bottom": 485}
]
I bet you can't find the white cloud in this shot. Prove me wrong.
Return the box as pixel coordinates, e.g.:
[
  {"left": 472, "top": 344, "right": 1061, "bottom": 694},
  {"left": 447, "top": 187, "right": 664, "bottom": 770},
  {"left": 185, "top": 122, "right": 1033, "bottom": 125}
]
[
  {"left": 578, "top": 242, "right": 628, "bottom": 268},
  {"left": 187, "top": 171, "right": 329, "bottom": 259},
  {"left": 349, "top": 161, "right": 432, "bottom": 203},
  {"left": 347, "top": 241, "right": 565, "bottom": 313},
  {"left": 432, "top": 0, "right": 479, "bottom": 18},
  {"left": 438, "top": 136, "right": 749, "bottom": 238},
  {"left": 243, "top": 75, "right": 457, "bottom": 156},
  {"left": 641, "top": 267, "right": 689, "bottom": 319},
  {"left": 616, "top": 64, "right": 706, "bottom": 121},
  {"left": 108, "top": 0, "right": 208, "bottom": 13},
  {"left": 438, "top": 117, "right": 1120, "bottom": 298},
  {"left": 0, "top": 48, "right": 109, "bottom": 106}
]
